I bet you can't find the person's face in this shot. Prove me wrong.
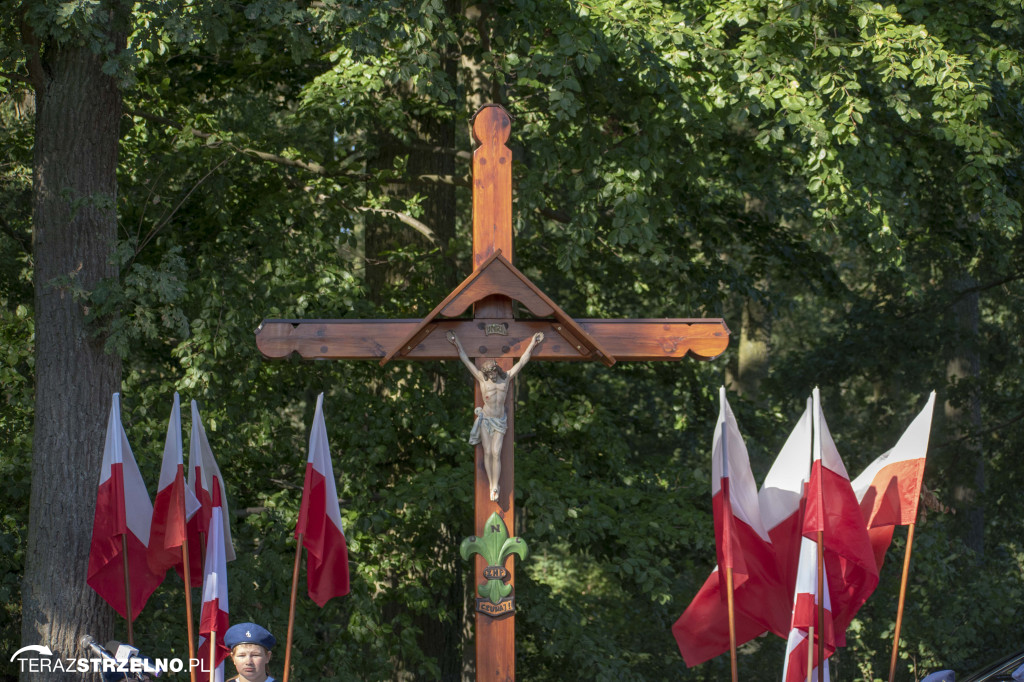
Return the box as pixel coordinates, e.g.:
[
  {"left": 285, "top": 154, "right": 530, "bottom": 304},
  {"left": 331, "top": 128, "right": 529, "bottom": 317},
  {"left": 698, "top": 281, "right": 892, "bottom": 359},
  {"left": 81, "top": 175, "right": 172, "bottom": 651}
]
[{"left": 231, "top": 643, "right": 271, "bottom": 682}]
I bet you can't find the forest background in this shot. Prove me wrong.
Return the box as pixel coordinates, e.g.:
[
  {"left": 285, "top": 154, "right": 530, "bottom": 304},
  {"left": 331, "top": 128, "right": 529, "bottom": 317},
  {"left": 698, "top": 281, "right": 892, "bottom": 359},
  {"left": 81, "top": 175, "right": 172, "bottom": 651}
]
[{"left": 1, "top": 0, "right": 1022, "bottom": 680}]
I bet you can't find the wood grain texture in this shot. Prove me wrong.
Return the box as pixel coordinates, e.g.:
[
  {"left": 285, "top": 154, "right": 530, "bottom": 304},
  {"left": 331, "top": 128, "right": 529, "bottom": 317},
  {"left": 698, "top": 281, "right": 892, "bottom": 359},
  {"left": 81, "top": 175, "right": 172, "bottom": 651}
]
[
  {"left": 255, "top": 318, "right": 730, "bottom": 361},
  {"left": 472, "top": 105, "right": 516, "bottom": 682},
  {"left": 375, "top": 250, "right": 616, "bottom": 366},
  {"left": 472, "top": 105, "right": 513, "bottom": 270}
]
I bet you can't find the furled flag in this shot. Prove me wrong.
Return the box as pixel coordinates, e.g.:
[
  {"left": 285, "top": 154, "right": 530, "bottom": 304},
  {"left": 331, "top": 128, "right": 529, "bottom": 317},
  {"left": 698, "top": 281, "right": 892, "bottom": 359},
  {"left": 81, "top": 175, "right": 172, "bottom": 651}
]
[
  {"left": 674, "top": 391, "right": 805, "bottom": 666},
  {"left": 803, "top": 388, "right": 879, "bottom": 645},
  {"left": 183, "top": 400, "right": 235, "bottom": 585},
  {"left": 781, "top": 535, "right": 834, "bottom": 682},
  {"left": 295, "top": 393, "right": 350, "bottom": 606},
  {"left": 851, "top": 392, "right": 936, "bottom": 568},
  {"left": 197, "top": 482, "right": 230, "bottom": 682},
  {"left": 148, "top": 392, "right": 202, "bottom": 577},
  {"left": 87, "top": 393, "right": 164, "bottom": 620}
]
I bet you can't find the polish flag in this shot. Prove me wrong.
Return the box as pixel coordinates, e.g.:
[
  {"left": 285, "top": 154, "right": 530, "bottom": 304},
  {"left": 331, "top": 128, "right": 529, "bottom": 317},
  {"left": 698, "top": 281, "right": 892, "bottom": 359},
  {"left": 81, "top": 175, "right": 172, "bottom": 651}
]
[
  {"left": 87, "top": 393, "right": 164, "bottom": 620},
  {"left": 851, "top": 392, "right": 936, "bottom": 568},
  {"left": 674, "top": 393, "right": 809, "bottom": 666},
  {"left": 803, "top": 388, "right": 879, "bottom": 644},
  {"left": 148, "top": 392, "right": 202, "bottom": 577},
  {"left": 183, "top": 401, "right": 235, "bottom": 584},
  {"left": 711, "top": 388, "right": 774, "bottom": 593},
  {"left": 758, "top": 397, "right": 815, "bottom": 623},
  {"left": 197, "top": 482, "right": 230, "bottom": 682},
  {"left": 296, "top": 393, "right": 350, "bottom": 606},
  {"left": 781, "top": 536, "right": 834, "bottom": 682}
]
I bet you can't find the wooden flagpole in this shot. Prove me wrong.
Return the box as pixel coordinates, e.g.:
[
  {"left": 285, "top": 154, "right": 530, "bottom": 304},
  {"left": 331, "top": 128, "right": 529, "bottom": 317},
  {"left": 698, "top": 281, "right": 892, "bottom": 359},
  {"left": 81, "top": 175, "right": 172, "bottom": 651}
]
[
  {"left": 887, "top": 523, "right": 916, "bottom": 682},
  {"left": 121, "top": 534, "right": 134, "bottom": 645},
  {"left": 282, "top": 532, "right": 303, "bottom": 682},
  {"left": 725, "top": 566, "right": 738, "bottom": 682},
  {"left": 181, "top": 538, "right": 197, "bottom": 682},
  {"left": 721, "top": 417, "right": 739, "bottom": 682},
  {"left": 806, "top": 625, "right": 815, "bottom": 682},
  {"left": 816, "top": 529, "right": 824, "bottom": 682},
  {"left": 209, "top": 629, "right": 218, "bottom": 681},
  {"left": 180, "top": 488, "right": 197, "bottom": 682}
]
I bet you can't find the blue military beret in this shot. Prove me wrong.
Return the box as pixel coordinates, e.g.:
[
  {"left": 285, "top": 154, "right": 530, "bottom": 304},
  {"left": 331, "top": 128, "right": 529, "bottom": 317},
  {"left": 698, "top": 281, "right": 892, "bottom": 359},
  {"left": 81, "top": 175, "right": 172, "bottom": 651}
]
[{"left": 224, "top": 623, "right": 276, "bottom": 651}]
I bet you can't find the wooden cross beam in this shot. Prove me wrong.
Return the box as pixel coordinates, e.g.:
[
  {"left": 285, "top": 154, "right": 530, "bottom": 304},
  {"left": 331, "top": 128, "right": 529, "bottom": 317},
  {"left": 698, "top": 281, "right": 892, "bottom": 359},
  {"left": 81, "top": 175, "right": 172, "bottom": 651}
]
[{"left": 255, "top": 104, "right": 730, "bottom": 681}]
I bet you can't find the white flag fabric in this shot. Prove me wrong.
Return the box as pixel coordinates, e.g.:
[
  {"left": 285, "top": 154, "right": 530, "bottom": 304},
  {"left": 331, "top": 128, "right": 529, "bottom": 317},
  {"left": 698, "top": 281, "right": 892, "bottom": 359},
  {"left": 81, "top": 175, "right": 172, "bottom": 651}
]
[
  {"left": 675, "top": 397, "right": 812, "bottom": 665},
  {"left": 852, "top": 391, "right": 935, "bottom": 524},
  {"left": 87, "top": 393, "right": 163, "bottom": 620},
  {"left": 148, "top": 392, "right": 202, "bottom": 577},
  {"left": 781, "top": 536, "right": 834, "bottom": 682},
  {"left": 197, "top": 482, "right": 230, "bottom": 682},
  {"left": 185, "top": 400, "right": 236, "bottom": 585},
  {"left": 295, "top": 393, "right": 350, "bottom": 606},
  {"left": 802, "top": 388, "right": 879, "bottom": 646}
]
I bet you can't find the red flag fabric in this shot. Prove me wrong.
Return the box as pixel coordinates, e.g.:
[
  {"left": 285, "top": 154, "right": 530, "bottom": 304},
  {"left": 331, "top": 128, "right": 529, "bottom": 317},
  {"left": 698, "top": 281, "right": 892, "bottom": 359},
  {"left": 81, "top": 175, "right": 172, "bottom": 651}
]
[
  {"left": 183, "top": 400, "right": 235, "bottom": 584},
  {"left": 197, "top": 481, "right": 230, "bottom": 682},
  {"left": 781, "top": 536, "right": 834, "bottom": 682},
  {"left": 673, "top": 390, "right": 799, "bottom": 666},
  {"left": 711, "top": 388, "right": 773, "bottom": 589},
  {"left": 852, "top": 392, "right": 936, "bottom": 568},
  {"left": 803, "top": 388, "right": 879, "bottom": 645},
  {"left": 148, "top": 392, "right": 201, "bottom": 577},
  {"left": 87, "top": 393, "right": 163, "bottom": 621},
  {"left": 295, "top": 393, "right": 350, "bottom": 606}
]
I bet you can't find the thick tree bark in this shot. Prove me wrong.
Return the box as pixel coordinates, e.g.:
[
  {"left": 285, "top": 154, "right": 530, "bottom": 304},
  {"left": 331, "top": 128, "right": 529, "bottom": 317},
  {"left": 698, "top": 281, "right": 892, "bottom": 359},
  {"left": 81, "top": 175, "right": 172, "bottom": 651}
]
[{"left": 20, "top": 39, "right": 122, "bottom": 680}]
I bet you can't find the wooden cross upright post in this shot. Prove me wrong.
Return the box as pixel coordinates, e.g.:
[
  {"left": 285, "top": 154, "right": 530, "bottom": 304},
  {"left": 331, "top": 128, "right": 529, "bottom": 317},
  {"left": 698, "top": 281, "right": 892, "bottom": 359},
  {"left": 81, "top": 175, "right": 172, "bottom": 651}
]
[{"left": 255, "top": 104, "right": 730, "bottom": 681}]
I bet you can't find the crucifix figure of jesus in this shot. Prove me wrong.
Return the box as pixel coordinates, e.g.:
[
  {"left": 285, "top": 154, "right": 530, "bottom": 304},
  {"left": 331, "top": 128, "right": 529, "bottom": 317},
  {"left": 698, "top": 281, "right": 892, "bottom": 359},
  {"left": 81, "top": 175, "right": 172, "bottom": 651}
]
[
  {"left": 255, "top": 103, "right": 730, "bottom": 681},
  {"left": 448, "top": 330, "right": 544, "bottom": 501}
]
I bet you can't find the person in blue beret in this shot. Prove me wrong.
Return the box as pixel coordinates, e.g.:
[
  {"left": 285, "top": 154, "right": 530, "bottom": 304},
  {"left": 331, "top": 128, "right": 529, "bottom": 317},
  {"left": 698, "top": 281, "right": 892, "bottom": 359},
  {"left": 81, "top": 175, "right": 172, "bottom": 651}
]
[{"left": 224, "top": 622, "right": 277, "bottom": 682}]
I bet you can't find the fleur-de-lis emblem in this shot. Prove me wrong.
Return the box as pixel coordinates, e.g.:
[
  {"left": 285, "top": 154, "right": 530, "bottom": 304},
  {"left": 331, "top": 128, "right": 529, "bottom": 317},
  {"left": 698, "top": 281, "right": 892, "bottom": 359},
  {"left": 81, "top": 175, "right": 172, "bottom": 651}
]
[{"left": 461, "top": 512, "right": 528, "bottom": 607}]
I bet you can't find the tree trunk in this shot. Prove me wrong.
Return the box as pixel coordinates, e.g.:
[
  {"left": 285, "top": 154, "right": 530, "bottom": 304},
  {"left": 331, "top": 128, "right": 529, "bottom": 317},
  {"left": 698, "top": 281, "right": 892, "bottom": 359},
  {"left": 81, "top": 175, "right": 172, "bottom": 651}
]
[
  {"left": 21, "top": 38, "right": 123, "bottom": 680},
  {"left": 944, "top": 271, "right": 985, "bottom": 554},
  {"left": 736, "top": 294, "right": 771, "bottom": 398}
]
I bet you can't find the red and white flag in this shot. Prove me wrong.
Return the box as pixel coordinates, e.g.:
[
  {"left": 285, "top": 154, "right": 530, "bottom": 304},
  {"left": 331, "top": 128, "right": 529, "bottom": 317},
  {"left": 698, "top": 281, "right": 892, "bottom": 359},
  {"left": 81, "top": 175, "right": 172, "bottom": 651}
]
[
  {"left": 674, "top": 390, "right": 802, "bottom": 666},
  {"left": 803, "top": 388, "right": 879, "bottom": 644},
  {"left": 711, "top": 387, "right": 773, "bottom": 593},
  {"left": 296, "top": 393, "right": 350, "bottom": 606},
  {"left": 781, "top": 535, "right": 834, "bottom": 682},
  {"left": 197, "top": 482, "right": 230, "bottom": 682},
  {"left": 148, "top": 392, "right": 202, "bottom": 577},
  {"left": 87, "top": 393, "right": 163, "bottom": 620},
  {"left": 184, "top": 400, "right": 235, "bottom": 584},
  {"left": 852, "top": 392, "right": 936, "bottom": 568}
]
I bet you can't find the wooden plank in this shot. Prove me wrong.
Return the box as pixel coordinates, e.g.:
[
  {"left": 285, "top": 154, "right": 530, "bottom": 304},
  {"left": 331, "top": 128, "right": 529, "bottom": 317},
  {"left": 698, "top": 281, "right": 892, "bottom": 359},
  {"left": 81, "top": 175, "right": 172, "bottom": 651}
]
[
  {"left": 255, "top": 318, "right": 730, "bottom": 361},
  {"left": 376, "top": 250, "right": 510, "bottom": 367},
  {"left": 472, "top": 105, "right": 513, "bottom": 270},
  {"left": 378, "top": 251, "right": 616, "bottom": 366},
  {"left": 438, "top": 252, "right": 555, "bottom": 319},
  {"left": 472, "top": 104, "right": 516, "bottom": 682}
]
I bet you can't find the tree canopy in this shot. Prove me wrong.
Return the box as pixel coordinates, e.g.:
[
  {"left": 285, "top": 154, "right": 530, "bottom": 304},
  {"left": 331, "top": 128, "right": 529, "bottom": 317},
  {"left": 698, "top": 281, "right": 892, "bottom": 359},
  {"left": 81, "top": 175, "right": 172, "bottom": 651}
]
[{"left": 2, "top": 0, "right": 1022, "bottom": 679}]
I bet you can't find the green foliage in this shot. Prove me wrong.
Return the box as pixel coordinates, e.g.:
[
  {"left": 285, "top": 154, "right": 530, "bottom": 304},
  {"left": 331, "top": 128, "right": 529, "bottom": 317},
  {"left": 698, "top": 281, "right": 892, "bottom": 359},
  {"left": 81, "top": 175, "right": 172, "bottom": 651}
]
[{"left": 2, "top": 0, "right": 1023, "bottom": 679}]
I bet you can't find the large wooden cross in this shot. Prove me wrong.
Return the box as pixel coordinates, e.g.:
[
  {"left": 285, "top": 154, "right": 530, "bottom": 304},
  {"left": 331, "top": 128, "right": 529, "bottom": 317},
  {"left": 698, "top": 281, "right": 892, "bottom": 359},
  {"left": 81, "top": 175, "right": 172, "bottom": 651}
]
[{"left": 255, "top": 104, "right": 730, "bottom": 681}]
